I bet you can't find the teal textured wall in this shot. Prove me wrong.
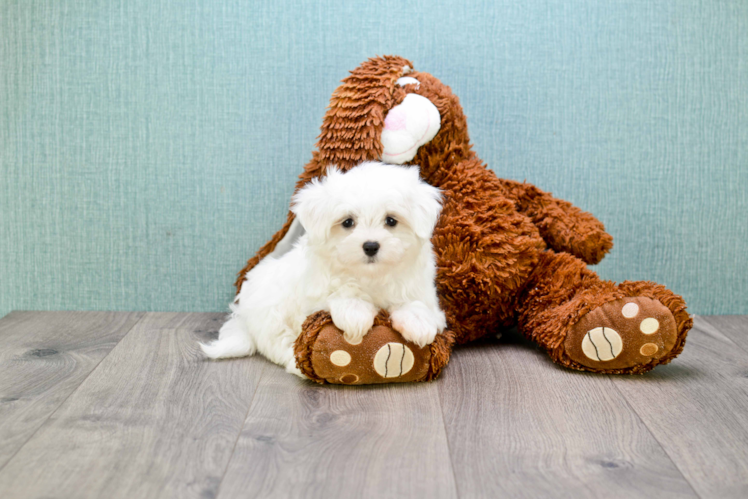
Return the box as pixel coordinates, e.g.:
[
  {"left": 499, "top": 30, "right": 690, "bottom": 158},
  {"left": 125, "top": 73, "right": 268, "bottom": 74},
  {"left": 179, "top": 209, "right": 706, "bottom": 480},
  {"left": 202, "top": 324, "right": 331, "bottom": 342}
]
[{"left": 1, "top": 0, "right": 746, "bottom": 317}]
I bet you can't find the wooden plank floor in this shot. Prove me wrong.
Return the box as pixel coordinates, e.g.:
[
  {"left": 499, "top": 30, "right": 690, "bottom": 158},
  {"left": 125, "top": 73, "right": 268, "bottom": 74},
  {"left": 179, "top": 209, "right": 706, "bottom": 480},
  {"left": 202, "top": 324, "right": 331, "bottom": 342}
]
[{"left": 0, "top": 312, "right": 746, "bottom": 498}]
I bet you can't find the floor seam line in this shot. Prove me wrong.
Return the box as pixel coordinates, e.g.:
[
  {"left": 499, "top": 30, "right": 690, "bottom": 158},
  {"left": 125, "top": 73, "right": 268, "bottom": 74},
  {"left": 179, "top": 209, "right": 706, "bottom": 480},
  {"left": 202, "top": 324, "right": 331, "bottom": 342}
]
[
  {"left": 606, "top": 373, "right": 702, "bottom": 498},
  {"left": 437, "top": 368, "right": 462, "bottom": 498},
  {"left": 0, "top": 311, "right": 147, "bottom": 475},
  {"left": 213, "top": 362, "right": 268, "bottom": 499}
]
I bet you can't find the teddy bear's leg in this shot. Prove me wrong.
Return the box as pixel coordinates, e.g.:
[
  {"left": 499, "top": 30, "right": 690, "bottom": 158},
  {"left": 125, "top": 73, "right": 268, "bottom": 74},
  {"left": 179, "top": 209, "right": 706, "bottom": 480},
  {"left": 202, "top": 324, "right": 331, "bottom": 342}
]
[
  {"left": 515, "top": 250, "right": 692, "bottom": 374},
  {"left": 293, "top": 311, "right": 455, "bottom": 384}
]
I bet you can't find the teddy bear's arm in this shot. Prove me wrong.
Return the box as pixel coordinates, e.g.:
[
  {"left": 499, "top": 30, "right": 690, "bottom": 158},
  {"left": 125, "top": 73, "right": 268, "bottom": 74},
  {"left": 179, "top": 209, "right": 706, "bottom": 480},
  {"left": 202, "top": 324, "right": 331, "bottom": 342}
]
[{"left": 497, "top": 179, "right": 613, "bottom": 265}]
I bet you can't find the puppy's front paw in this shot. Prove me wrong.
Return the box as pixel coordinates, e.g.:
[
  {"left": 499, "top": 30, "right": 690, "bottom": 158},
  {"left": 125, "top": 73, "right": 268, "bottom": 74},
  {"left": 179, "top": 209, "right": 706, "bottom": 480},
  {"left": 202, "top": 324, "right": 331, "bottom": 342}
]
[
  {"left": 329, "top": 298, "right": 378, "bottom": 344},
  {"left": 390, "top": 303, "right": 444, "bottom": 347}
]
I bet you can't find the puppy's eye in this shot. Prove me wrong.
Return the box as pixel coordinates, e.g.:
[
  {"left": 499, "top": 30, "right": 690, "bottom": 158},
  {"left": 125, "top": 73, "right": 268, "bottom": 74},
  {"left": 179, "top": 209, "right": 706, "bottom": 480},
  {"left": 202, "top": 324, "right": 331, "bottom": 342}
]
[
  {"left": 385, "top": 216, "right": 398, "bottom": 227},
  {"left": 342, "top": 218, "right": 355, "bottom": 229}
]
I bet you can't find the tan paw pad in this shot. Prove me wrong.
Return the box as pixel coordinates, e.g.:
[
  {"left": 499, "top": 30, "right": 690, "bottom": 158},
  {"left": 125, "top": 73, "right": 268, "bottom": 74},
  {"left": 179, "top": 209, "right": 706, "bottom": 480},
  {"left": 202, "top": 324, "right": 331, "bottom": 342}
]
[
  {"left": 640, "top": 318, "right": 659, "bottom": 334},
  {"left": 621, "top": 302, "right": 639, "bottom": 318},
  {"left": 340, "top": 374, "right": 359, "bottom": 384},
  {"left": 373, "top": 343, "right": 414, "bottom": 378},
  {"left": 640, "top": 343, "right": 658, "bottom": 356},
  {"left": 582, "top": 327, "right": 623, "bottom": 361},
  {"left": 330, "top": 350, "right": 351, "bottom": 366}
]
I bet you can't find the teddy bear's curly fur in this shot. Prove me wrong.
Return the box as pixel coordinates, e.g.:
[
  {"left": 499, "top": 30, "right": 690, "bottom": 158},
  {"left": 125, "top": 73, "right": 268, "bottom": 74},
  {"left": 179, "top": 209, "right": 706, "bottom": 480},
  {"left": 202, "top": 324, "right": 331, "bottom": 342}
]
[{"left": 236, "top": 56, "right": 691, "bottom": 383}]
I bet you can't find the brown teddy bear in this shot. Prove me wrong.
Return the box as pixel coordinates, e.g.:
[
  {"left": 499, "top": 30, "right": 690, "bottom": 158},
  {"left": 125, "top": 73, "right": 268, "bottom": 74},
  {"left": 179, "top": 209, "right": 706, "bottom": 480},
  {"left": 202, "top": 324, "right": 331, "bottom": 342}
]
[{"left": 236, "top": 56, "right": 692, "bottom": 384}]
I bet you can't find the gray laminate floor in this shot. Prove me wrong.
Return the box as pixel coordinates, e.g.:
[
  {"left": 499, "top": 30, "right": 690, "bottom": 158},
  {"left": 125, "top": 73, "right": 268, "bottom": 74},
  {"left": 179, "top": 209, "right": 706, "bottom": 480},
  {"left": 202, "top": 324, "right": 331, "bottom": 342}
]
[{"left": 0, "top": 311, "right": 746, "bottom": 498}]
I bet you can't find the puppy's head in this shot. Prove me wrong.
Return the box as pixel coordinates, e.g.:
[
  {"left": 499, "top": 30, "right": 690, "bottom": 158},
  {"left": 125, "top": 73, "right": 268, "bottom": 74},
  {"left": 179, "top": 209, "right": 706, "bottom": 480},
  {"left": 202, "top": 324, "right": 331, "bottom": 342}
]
[{"left": 291, "top": 162, "right": 442, "bottom": 273}]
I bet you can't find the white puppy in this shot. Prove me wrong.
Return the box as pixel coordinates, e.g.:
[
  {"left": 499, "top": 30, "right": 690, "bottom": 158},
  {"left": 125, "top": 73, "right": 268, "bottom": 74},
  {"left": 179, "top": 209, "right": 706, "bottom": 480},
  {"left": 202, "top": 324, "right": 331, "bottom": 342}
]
[{"left": 201, "top": 161, "right": 447, "bottom": 377}]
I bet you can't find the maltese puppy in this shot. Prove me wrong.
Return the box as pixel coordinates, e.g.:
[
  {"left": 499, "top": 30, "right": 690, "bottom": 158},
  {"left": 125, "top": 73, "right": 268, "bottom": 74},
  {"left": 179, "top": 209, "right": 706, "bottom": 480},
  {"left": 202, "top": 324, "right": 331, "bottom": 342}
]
[{"left": 201, "top": 161, "right": 447, "bottom": 377}]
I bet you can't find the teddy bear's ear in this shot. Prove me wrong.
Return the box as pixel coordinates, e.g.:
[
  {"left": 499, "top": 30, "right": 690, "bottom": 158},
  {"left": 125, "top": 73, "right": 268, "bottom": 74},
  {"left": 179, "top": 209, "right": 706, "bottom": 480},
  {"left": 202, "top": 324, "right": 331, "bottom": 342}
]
[
  {"left": 381, "top": 93, "right": 441, "bottom": 165},
  {"left": 314, "top": 56, "right": 414, "bottom": 171}
]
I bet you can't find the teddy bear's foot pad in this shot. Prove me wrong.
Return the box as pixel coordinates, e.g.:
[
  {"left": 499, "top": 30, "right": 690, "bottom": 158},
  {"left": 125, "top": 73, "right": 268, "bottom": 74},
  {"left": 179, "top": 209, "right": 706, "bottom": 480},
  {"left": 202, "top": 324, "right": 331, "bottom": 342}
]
[
  {"left": 309, "top": 324, "right": 432, "bottom": 384},
  {"left": 566, "top": 297, "right": 678, "bottom": 370}
]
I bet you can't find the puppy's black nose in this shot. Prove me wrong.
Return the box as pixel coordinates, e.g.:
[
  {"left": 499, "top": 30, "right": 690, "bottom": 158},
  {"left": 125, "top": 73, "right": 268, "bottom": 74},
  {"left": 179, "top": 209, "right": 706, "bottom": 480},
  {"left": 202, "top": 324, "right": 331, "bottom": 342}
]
[{"left": 363, "top": 241, "right": 380, "bottom": 257}]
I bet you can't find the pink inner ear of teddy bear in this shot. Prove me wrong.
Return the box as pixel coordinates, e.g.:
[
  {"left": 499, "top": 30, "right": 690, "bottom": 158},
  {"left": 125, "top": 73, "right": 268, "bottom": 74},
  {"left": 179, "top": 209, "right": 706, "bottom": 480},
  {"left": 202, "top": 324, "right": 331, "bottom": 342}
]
[{"left": 384, "top": 107, "right": 407, "bottom": 131}]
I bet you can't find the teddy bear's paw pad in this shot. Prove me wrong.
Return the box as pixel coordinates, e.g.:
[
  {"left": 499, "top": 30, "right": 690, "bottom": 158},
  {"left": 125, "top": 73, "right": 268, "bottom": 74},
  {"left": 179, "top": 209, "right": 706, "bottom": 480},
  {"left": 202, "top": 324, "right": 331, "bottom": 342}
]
[
  {"left": 373, "top": 342, "right": 415, "bottom": 378},
  {"left": 329, "top": 350, "right": 351, "bottom": 366},
  {"left": 581, "top": 327, "right": 623, "bottom": 361},
  {"left": 566, "top": 297, "right": 678, "bottom": 370},
  {"left": 310, "top": 325, "right": 430, "bottom": 384}
]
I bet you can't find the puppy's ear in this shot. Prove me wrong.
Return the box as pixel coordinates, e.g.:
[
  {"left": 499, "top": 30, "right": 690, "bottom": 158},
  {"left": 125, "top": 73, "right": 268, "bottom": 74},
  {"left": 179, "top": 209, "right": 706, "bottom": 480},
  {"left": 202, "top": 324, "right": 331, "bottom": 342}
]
[
  {"left": 291, "top": 168, "right": 341, "bottom": 242},
  {"left": 406, "top": 167, "right": 443, "bottom": 239}
]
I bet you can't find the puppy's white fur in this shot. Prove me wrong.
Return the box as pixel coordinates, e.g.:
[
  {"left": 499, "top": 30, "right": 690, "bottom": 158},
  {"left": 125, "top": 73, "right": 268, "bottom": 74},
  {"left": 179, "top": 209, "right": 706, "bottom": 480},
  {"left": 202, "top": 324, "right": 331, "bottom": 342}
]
[{"left": 201, "top": 161, "right": 446, "bottom": 377}]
